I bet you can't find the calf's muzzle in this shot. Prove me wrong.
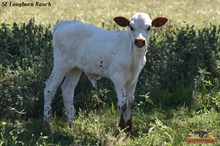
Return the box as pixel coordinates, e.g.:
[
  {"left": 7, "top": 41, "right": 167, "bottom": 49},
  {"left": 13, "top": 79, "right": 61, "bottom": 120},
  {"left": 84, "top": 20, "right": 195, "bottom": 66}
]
[{"left": 134, "top": 38, "right": 146, "bottom": 48}]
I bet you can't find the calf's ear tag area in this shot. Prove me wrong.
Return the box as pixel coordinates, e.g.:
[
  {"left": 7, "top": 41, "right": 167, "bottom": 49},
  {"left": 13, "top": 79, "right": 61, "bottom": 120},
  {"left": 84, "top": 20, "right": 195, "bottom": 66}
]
[
  {"left": 152, "top": 17, "right": 168, "bottom": 27},
  {"left": 113, "top": 16, "right": 130, "bottom": 27}
]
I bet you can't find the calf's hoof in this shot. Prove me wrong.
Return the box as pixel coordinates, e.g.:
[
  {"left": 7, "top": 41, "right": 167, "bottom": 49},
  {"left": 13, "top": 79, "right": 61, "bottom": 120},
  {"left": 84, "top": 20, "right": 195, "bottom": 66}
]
[
  {"left": 118, "top": 115, "right": 132, "bottom": 135},
  {"left": 69, "top": 122, "right": 73, "bottom": 128},
  {"left": 43, "top": 121, "right": 50, "bottom": 132}
]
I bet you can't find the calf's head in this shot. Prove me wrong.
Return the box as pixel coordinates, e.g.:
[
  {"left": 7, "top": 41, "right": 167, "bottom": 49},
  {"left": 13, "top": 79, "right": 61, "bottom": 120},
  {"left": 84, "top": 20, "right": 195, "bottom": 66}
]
[{"left": 114, "top": 13, "right": 168, "bottom": 48}]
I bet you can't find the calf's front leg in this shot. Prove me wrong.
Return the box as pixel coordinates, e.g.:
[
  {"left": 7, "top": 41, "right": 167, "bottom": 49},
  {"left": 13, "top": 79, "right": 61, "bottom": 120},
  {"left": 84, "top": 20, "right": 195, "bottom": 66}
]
[{"left": 112, "top": 75, "right": 133, "bottom": 135}]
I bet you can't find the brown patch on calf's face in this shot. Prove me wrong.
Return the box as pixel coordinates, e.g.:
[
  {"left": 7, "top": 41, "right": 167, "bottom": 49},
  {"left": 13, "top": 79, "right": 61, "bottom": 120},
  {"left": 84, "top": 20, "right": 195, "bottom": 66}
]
[{"left": 134, "top": 38, "right": 146, "bottom": 48}]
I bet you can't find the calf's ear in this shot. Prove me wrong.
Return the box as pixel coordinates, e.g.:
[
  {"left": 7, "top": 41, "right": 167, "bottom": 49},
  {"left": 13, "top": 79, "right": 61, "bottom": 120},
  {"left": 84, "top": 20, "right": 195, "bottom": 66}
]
[
  {"left": 152, "top": 17, "right": 168, "bottom": 27},
  {"left": 114, "top": 16, "right": 130, "bottom": 27}
]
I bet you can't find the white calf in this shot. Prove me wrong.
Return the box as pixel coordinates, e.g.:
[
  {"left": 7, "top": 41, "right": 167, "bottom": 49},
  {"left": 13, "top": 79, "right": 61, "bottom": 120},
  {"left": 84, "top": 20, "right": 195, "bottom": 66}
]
[{"left": 44, "top": 12, "right": 168, "bottom": 134}]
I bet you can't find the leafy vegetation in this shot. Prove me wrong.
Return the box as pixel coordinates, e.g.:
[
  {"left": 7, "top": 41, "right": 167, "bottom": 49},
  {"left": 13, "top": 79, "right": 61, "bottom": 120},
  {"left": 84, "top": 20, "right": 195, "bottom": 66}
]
[
  {"left": 0, "top": 0, "right": 220, "bottom": 145},
  {"left": 0, "top": 107, "right": 219, "bottom": 145}
]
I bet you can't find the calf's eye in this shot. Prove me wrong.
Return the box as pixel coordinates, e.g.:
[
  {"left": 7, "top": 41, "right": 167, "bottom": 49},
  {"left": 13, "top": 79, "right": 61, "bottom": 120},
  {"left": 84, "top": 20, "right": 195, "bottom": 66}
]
[
  {"left": 129, "top": 26, "right": 134, "bottom": 31},
  {"left": 146, "top": 26, "right": 151, "bottom": 31}
]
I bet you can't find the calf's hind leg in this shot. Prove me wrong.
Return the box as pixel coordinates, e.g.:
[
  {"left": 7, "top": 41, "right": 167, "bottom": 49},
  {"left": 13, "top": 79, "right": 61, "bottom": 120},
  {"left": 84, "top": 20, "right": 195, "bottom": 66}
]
[
  {"left": 61, "top": 68, "right": 82, "bottom": 128},
  {"left": 44, "top": 66, "right": 69, "bottom": 127}
]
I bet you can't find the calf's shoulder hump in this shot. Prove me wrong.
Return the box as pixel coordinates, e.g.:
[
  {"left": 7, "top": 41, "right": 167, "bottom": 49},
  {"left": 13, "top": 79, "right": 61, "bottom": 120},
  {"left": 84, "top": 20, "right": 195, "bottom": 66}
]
[{"left": 54, "top": 20, "right": 84, "bottom": 32}]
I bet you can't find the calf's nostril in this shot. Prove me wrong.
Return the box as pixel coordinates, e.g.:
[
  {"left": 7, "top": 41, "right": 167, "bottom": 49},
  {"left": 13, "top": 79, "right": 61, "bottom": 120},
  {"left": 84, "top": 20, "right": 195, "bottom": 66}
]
[
  {"left": 134, "top": 39, "right": 146, "bottom": 48},
  {"left": 135, "top": 39, "right": 145, "bottom": 43}
]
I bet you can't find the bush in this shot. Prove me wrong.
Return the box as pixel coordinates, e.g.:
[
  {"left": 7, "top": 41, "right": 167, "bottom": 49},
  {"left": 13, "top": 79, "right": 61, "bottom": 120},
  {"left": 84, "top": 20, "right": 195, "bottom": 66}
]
[
  {"left": 0, "top": 19, "right": 53, "bottom": 119},
  {"left": 0, "top": 20, "right": 219, "bottom": 119},
  {"left": 141, "top": 24, "right": 220, "bottom": 107}
]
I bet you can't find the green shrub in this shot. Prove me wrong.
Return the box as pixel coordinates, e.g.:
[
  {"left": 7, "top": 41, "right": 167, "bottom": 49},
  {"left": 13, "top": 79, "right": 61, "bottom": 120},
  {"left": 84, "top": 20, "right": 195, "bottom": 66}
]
[
  {"left": 0, "top": 19, "right": 53, "bottom": 119},
  {"left": 0, "top": 20, "right": 219, "bottom": 119},
  {"left": 141, "top": 24, "right": 220, "bottom": 107}
]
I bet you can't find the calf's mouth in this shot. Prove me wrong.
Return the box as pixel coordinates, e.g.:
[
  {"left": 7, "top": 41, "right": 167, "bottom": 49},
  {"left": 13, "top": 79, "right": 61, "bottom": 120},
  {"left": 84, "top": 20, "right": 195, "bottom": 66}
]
[{"left": 134, "top": 39, "right": 146, "bottom": 48}]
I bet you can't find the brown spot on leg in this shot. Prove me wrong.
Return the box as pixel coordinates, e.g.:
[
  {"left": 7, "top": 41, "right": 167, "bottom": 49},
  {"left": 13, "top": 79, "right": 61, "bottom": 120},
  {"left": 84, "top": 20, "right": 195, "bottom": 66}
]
[
  {"left": 121, "top": 104, "right": 127, "bottom": 112},
  {"left": 119, "top": 115, "right": 126, "bottom": 130},
  {"left": 69, "top": 122, "right": 73, "bottom": 128},
  {"left": 47, "top": 110, "right": 51, "bottom": 116},
  {"left": 43, "top": 119, "right": 51, "bottom": 132},
  {"left": 125, "top": 118, "right": 132, "bottom": 136}
]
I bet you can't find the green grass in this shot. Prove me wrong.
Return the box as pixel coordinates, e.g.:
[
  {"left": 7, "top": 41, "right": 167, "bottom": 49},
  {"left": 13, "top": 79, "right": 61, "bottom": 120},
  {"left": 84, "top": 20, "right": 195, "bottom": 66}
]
[
  {"left": 0, "top": 106, "right": 219, "bottom": 145},
  {"left": 1, "top": 0, "right": 220, "bottom": 27}
]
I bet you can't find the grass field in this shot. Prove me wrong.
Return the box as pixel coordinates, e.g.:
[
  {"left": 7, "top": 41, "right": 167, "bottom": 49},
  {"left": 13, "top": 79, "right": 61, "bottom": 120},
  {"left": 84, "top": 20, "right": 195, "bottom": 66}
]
[
  {"left": 0, "top": 0, "right": 220, "bottom": 145},
  {"left": 1, "top": 0, "right": 220, "bottom": 27},
  {"left": 1, "top": 107, "right": 219, "bottom": 145}
]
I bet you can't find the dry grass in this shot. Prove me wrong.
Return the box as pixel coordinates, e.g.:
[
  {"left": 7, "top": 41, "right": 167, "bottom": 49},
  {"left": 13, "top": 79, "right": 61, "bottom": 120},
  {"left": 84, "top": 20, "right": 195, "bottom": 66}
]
[{"left": 1, "top": 0, "right": 220, "bottom": 27}]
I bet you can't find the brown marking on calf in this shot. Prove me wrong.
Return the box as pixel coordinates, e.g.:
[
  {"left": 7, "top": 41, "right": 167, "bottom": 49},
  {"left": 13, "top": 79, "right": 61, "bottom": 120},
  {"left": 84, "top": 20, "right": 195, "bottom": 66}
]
[
  {"left": 152, "top": 17, "right": 168, "bottom": 27},
  {"left": 125, "top": 118, "right": 132, "bottom": 134},
  {"left": 120, "top": 103, "right": 127, "bottom": 112},
  {"left": 113, "top": 16, "right": 130, "bottom": 27},
  {"left": 119, "top": 115, "right": 126, "bottom": 130},
  {"left": 119, "top": 115, "right": 132, "bottom": 135},
  {"left": 134, "top": 38, "right": 146, "bottom": 48},
  {"left": 118, "top": 102, "right": 133, "bottom": 135}
]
